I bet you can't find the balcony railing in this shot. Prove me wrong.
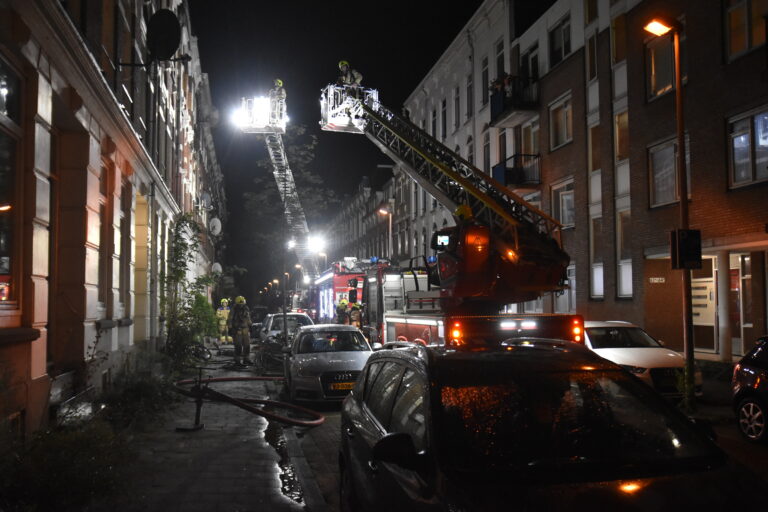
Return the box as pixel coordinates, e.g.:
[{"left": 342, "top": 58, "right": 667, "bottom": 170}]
[
  {"left": 492, "top": 153, "right": 541, "bottom": 188},
  {"left": 490, "top": 76, "right": 539, "bottom": 126}
]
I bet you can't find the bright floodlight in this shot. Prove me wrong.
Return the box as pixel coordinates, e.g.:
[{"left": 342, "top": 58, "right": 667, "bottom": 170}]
[
  {"left": 287, "top": 239, "right": 297, "bottom": 249},
  {"left": 307, "top": 235, "right": 326, "bottom": 253},
  {"left": 234, "top": 96, "right": 286, "bottom": 133},
  {"left": 644, "top": 19, "right": 673, "bottom": 37},
  {"left": 303, "top": 275, "right": 311, "bottom": 284}
]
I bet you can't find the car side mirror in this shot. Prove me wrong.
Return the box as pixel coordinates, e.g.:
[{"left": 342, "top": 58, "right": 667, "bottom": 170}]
[
  {"left": 657, "top": 339, "right": 665, "bottom": 347},
  {"left": 372, "top": 432, "right": 422, "bottom": 471},
  {"left": 372, "top": 342, "right": 383, "bottom": 350}
]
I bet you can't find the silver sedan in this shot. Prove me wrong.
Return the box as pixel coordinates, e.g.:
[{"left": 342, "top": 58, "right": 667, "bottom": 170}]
[{"left": 283, "top": 325, "right": 374, "bottom": 401}]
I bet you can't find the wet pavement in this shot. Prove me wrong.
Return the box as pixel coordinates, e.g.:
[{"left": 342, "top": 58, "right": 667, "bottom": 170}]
[{"left": 88, "top": 357, "right": 308, "bottom": 512}]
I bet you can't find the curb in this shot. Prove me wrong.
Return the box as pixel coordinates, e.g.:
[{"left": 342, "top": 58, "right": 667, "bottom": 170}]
[{"left": 284, "top": 427, "right": 329, "bottom": 512}]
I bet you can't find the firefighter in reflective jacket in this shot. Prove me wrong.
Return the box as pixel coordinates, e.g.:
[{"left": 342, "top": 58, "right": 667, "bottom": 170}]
[
  {"left": 349, "top": 303, "right": 362, "bottom": 329},
  {"left": 227, "top": 296, "right": 252, "bottom": 365},
  {"left": 270, "top": 78, "right": 286, "bottom": 123},
  {"left": 337, "top": 60, "right": 362, "bottom": 86},
  {"left": 336, "top": 299, "right": 350, "bottom": 325},
  {"left": 216, "top": 298, "right": 232, "bottom": 344}
]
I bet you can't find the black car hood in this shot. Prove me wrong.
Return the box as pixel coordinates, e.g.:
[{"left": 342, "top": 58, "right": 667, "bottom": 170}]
[{"left": 443, "top": 461, "right": 768, "bottom": 511}]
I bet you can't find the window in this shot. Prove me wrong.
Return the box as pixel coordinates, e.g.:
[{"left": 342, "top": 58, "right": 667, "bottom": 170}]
[
  {"left": 555, "top": 265, "right": 577, "bottom": 313},
  {"left": 617, "top": 209, "right": 633, "bottom": 297},
  {"left": 498, "top": 129, "right": 507, "bottom": 164},
  {"left": 645, "top": 25, "right": 688, "bottom": 100},
  {"left": 466, "top": 74, "right": 474, "bottom": 118},
  {"left": 522, "top": 118, "right": 540, "bottom": 154},
  {"left": 431, "top": 109, "right": 437, "bottom": 137},
  {"left": 615, "top": 111, "right": 629, "bottom": 161},
  {"left": 119, "top": 179, "right": 132, "bottom": 308},
  {"left": 453, "top": 86, "right": 460, "bottom": 131},
  {"left": 729, "top": 109, "right": 768, "bottom": 187},
  {"left": 586, "top": 35, "right": 598, "bottom": 81},
  {"left": 585, "top": 0, "right": 598, "bottom": 24},
  {"left": 481, "top": 57, "right": 489, "bottom": 105},
  {"left": 549, "top": 95, "right": 573, "bottom": 149},
  {"left": 520, "top": 44, "right": 540, "bottom": 82},
  {"left": 467, "top": 136, "right": 474, "bottom": 165},
  {"left": 591, "top": 216, "right": 604, "bottom": 298},
  {"left": 589, "top": 124, "right": 601, "bottom": 171},
  {"left": 482, "top": 131, "right": 491, "bottom": 173},
  {"left": 611, "top": 14, "right": 626, "bottom": 64},
  {"left": 549, "top": 16, "right": 571, "bottom": 67},
  {"left": 495, "top": 39, "right": 505, "bottom": 77},
  {"left": 727, "top": 0, "right": 767, "bottom": 58},
  {"left": 552, "top": 180, "right": 575, "bottom": 227},
  {"left": 0, "top": 57, "right": 20, "bottom": 303},
  {"left": 365, "top": 361, "right": 403, "bottom": 427},
  {"left": 441, "top": 98, "right": 447, "bottom": 140},
  {"left": 389, "top": 369, "right": 427, "bottom": 451},
  {"left": 649, "top": 138, "right": 690, "bottom": 207}
]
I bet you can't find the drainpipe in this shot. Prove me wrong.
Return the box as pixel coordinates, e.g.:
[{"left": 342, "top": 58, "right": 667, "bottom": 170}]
[{"left": 149, "top": 181, "right": 158, "bottom": 346}]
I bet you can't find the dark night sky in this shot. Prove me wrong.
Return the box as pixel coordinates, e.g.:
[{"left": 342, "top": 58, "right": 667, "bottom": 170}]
[{"left": 188, "top": 1, "right": 484, "bottom": 294}]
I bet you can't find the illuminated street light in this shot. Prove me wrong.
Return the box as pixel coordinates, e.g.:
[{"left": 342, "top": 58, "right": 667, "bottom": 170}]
[
  {"left": 644, "top": 15, "right": 695, "bottom": 410},
  {"left": 295, "top": 264, "right": 302, "bottom": 269},
  {"left": 307, "top": 235, "right": 326, "bottom": 254},
  {"left": 378, "top": 205, "right": 393, "bottom": 258},
  {"left": 272, "top": 279, "right": 279, "bottom": 284},
  {"left": 303, "top": 275, "right": 311, "bottom": 285},
  {"left": 287, "top": 239, "right": 296, "bottom": 249}
]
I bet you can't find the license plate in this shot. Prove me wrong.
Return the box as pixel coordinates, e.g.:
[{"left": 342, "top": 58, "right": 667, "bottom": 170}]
[{"left": 330, "top": 382, "right": 354, "bottom": 390}]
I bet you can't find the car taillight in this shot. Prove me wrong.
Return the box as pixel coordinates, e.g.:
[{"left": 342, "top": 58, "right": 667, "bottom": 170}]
[
  {"left": 572, "top": 318, "right": 583, "bottom": 343},
  {"left": 733, "top": 363, "right": 741, "bottom": 382},
  {"left": 448, "top": 321, "right": 464, "bottom": 347}
]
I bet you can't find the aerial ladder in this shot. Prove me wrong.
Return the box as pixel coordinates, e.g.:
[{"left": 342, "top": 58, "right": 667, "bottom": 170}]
[
  {"left": 319, "top": 85, "right": 570, "bottom": 313},
  {"left": 235, "top": 95, "right": 319, "bottom": 276}
]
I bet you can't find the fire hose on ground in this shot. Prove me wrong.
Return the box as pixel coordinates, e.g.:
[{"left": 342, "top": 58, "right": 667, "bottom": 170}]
[{"left": 173, "top": 372, "right": 325, "bottom": 430}]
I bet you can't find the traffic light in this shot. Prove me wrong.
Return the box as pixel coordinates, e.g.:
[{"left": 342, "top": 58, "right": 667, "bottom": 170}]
[{"left": 670, "top": 229, "right": 702, "bottom": 269}]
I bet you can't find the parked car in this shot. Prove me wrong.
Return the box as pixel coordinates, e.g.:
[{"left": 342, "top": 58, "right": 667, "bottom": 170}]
[
  {"left": 732, "top": 335, "right": 768, "bottom": 442},
  {"left": 584, "top": 321, "right": 703, "bottom": 398},
  {"left": 340, "top": 339, "right": 768, "bottom": 511},
  {"left": 258, "top": 312, "right": 313, "bottom": 344},
  {"left": 283, "top": 324, "right": 373, "bottom": 401}
]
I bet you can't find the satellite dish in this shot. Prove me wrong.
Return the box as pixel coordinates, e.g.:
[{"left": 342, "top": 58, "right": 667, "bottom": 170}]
[
  {"left": 147, "top": 9, "right": 182, "bottom": 61},
  {"left": 211, "top": 262, "right": 223, "bottom": 274},
  {"left": 209, "top": 217, "right": 222, "bottom": 236}
]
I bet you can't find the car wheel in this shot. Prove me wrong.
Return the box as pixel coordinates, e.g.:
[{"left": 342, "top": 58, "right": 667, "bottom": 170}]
[
  {"left": 737, "top": 397, "right": 767, "bottom": 442},
  {"left": 339, "top": 461, "right": 359, "bottom": 512}
]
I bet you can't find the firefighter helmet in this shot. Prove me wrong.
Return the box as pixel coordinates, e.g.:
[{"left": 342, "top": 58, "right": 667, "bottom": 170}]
[
  {"left": 338, "top": 60, "right": 350, "bottom": 69},
  {"left": 235, "top": 296, "right": 246, "bottom": 304},
  {"left": 455, "top": 204, "right": 474, "bottom": 221},
  {"left": 339, "top": 299, "right": 349, "bottom": 307},
  {"left": 274, "top": 78, "right": 283, "bottom": 87},
  {"left": 220, "top": 298, "right": 229, "bottom": 306}
]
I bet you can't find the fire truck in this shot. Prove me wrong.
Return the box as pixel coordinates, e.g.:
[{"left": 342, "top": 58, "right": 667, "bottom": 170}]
[
  {"left": 321, "top": 85, "right": 583, "bottom": 347},
  {"left": 312, "top": 257, "right": 367, "bottom": 323}
]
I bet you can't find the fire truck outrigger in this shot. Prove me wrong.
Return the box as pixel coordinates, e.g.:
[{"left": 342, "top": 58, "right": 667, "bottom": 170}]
[{"left": 320, "top": 85, "right": 583, "bottom": 347}]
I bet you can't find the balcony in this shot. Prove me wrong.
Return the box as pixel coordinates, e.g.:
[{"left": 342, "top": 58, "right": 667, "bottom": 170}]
[
  {"left": 490, "top": 76, "right": 539, "bottom": 127},
  {"left": 492, "top": 154, "right": 541, "bottom": 193}
]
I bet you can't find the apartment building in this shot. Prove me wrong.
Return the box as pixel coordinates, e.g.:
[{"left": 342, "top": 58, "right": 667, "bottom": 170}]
[
  {"left": 400, "top": 0, "right": 767, "bottom": 360},
  {"left": 0, "top": 0, "right": 225, "bottom": 435}
]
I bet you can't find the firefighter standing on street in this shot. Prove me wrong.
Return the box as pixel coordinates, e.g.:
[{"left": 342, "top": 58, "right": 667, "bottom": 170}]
[
  {"left": 227, "top": 296, "right": 252, "bottom": 366},
  {"left": 349, "top": 303, "right": 362, "bottom": 329},
  {"left": 336, "top": 299, "right": 350, "bottom": 325},
  {"left": 216, "top": 298, "right": 232, "bottom": 344}
]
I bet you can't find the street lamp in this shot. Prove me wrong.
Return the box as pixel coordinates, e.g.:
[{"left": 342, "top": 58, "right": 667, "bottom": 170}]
[
  {"left": 644, "top": 16, "right": 695, "bottom": 409},
  {"left": 378, "top": 206, "right": 393, "bottom": 259}
]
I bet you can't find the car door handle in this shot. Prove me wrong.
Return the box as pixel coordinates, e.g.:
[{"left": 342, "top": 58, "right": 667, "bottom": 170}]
[
  {"left": 344, "top": 427, "right": 355, "bottom": 439},
  {"left": 367, "top": 460, "right": 378, "bottom": 473}
]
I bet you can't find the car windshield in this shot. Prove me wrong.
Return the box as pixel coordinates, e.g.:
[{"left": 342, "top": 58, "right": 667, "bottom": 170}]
[
  {"left": 297, "top": 331, "right": 370, "bottom": 353},
  {"left": 435, "top": 363, "right": 721, "bottom": 479},
  {"left": 586, "top": 327, "right": 661, "bottom": 349},
  {"left": 271, "top": 315, "right": 312, "bottom": 333}
]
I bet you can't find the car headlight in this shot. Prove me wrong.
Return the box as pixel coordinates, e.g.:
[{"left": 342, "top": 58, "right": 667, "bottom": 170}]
[{"left": 620, "top": 364, "right": 647, "bottom": 375}]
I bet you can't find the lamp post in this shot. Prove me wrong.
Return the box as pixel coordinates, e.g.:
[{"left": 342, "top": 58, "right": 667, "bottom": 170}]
[
  {"left": 644, "top": 16, "right": 695, "bottom": 410},
  {"left": 378, "top": 206, "right": 393, "bottom": 259}
]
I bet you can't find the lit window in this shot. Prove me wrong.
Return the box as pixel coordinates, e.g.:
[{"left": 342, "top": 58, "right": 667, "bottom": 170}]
[
  {"left": 727, "top": 0, "right": 767, "bottom": 58},
  {"left": 649, "top": 138, "right": 690, "bottom": 207},
  {"left": 0, "top": 57, "right": 21, "bottom": 303},
  {"left": 549, "top": 16, "right": 571, "bottom": 67},
  {"left": 549, "top": 96, "right": 573, "bottom": 149},
  {"left": 552, "top": 180, "right": 575, "bottom": 227},
  {"left": 729, "top": 109, "right": 768, "bottom": 187}
]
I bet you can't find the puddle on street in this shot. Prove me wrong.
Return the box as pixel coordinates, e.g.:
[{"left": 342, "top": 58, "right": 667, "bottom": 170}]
[{"left": 264, "top": 418, "right": 304, "bottom": 504}]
